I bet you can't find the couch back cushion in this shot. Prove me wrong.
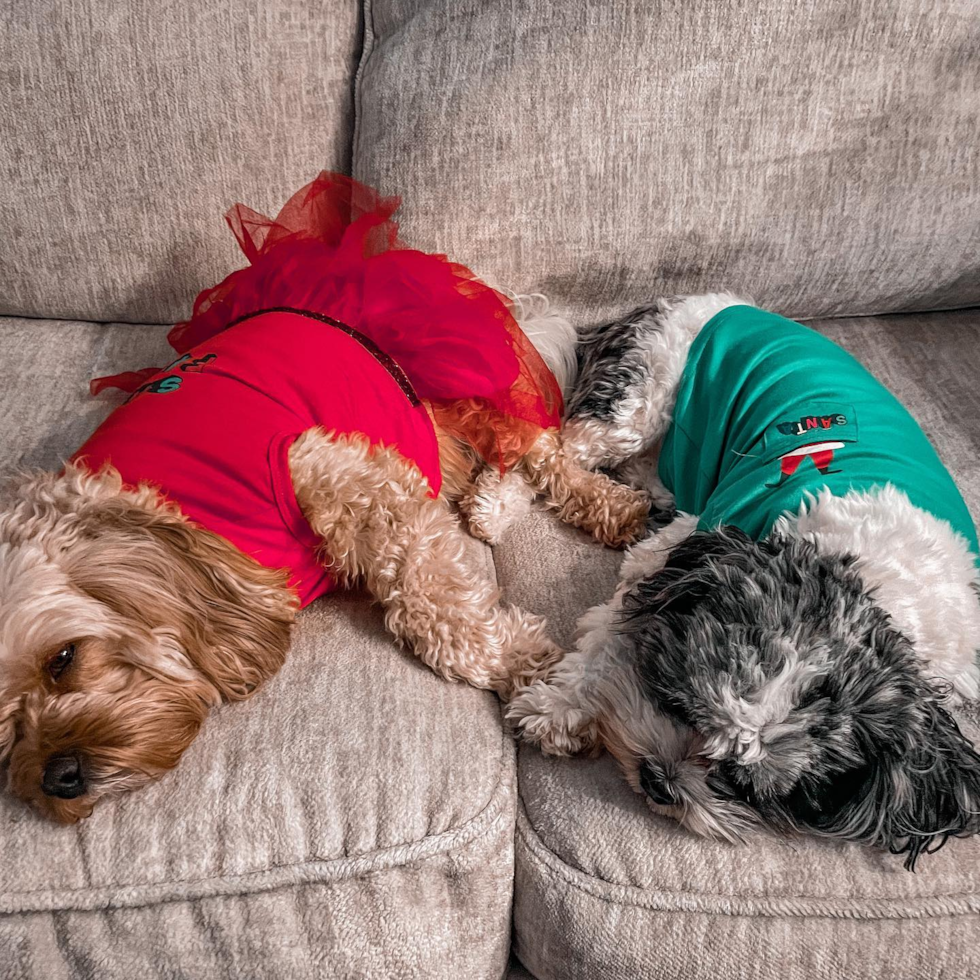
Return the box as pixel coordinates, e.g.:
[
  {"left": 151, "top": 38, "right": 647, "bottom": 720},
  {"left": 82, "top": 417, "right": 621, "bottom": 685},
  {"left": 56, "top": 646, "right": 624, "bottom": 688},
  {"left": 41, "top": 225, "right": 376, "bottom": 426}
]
[
  {"left": 355, "top": 0, "right": 980, "bottom": 323},
  {"left": 0, "top": 1, "right": 362, "bottom": 323}
]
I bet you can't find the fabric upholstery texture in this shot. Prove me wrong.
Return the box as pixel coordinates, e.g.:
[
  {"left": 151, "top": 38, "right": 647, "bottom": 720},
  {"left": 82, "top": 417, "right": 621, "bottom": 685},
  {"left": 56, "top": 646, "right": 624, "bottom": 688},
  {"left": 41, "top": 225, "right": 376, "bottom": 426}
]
[
  {"left": 0, "top": 1, "right": 362, "bottom": 324},
  {"left": 355, "top": 0, "right": 980, "bottom": 323},
  {"left": 497, "top": 309, "right": 980, "bottom": 980},
  {"left": 3, "top": 0, "right": 980, "bottom": 973},
  {"left": 0, "top": 317, "right": 514, "bottom": 980}
]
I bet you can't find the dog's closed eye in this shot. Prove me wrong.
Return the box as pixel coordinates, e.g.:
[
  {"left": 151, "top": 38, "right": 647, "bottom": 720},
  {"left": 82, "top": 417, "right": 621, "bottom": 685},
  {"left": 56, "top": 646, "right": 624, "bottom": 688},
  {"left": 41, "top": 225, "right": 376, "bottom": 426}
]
[{"left": 46, "top": 643, "right": 76, "bottom": 681}]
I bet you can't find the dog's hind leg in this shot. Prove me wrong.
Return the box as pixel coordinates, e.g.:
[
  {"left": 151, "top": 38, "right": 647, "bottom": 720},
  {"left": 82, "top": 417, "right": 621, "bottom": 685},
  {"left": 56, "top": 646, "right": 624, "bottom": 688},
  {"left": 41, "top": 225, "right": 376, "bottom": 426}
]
[
  {"left": 563, "top": 294, "right": 747, "bottom": 472},
  {"left": 289, "top": 428, "right": 561, "bottom": 698},
  {"left": 467, "top": 294, "right": 746, "bottom": 544}
]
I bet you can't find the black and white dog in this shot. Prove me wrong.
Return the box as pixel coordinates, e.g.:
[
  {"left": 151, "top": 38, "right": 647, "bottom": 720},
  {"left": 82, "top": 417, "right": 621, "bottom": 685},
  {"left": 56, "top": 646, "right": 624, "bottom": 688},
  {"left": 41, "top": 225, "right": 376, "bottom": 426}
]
[{"left": 506, "top": 293, "right": 980, "bottom": 869}]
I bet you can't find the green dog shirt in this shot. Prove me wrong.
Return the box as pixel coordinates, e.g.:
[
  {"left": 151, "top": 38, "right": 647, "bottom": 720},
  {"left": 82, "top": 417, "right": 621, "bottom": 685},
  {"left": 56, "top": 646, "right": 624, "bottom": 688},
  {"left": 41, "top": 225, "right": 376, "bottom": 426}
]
[{"left": 658, "top": 305, "right": 979, "bottom": 558}]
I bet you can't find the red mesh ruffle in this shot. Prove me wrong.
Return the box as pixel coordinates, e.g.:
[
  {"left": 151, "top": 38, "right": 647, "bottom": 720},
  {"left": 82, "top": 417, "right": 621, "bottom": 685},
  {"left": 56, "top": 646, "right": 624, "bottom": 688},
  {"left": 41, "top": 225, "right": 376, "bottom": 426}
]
[{"left": 96, "top": 172, "right": 562, "bottom": 470}]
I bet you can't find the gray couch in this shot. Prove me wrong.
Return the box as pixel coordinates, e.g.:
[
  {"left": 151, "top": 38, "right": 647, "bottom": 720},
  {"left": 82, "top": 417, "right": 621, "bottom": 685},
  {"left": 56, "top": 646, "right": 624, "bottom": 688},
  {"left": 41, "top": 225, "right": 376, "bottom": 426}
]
[{"left": 1, "top": 2, "right": 978, "bottom": 978}]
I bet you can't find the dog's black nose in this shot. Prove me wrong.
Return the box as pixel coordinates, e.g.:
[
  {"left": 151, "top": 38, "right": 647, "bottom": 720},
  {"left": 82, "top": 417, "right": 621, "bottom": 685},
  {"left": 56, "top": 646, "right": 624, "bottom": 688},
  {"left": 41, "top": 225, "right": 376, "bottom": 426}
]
[
  {"left": 41, "top": 754, "right": 87, "bottom": 799},
  {"left": 639, "top": 760, "right": 676, "bottom": 806}
]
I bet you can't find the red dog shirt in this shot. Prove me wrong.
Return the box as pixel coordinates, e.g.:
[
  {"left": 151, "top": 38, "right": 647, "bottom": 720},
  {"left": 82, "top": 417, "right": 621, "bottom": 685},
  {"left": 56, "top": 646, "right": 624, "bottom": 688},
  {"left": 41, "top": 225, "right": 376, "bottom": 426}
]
[
  {"left": 74, "top": 309, "right": 442, "bottom": 607},
  {"left": 75, "top": 172, "right": 563, "bottom": 608}
]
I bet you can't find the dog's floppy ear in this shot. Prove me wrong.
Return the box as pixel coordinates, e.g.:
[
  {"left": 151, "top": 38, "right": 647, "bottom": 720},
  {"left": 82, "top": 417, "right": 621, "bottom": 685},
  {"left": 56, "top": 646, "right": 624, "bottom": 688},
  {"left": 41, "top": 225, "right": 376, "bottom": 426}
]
[
  {"left": 800, "top": 618, "right": 980, "bottom": 869},
  {"left": 817, "top": 695, "right": 980, "bottom": 870},
  {"left": 846, "top": 623, "right": 980, "bottom": 869},
  {"left": 66, "top": 492, "right": 296, "bottom": 703}
]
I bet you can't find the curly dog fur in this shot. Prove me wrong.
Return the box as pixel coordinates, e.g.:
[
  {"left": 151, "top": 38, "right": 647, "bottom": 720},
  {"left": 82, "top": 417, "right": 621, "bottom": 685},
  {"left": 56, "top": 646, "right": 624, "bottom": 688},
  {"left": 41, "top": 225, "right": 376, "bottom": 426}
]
[
  {"left": 510, "top": 293, "right": 980, "bottom": 869},
  {"left": 0, "top": 295, "right": 650, "bottom": 823}
]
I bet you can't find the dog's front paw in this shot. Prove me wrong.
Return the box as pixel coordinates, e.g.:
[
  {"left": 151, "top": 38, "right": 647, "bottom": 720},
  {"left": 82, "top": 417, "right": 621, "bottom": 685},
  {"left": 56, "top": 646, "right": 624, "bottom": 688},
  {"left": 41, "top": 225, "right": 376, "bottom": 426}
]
[
  {"left": 507, "top": 681, "right": 598, "bottom": 755},
  {"left": 497, "top": 609, "right": 564, "bottom": 698},
  {"left": 505, "top": 646, "right": 564, "bottom": 699}
]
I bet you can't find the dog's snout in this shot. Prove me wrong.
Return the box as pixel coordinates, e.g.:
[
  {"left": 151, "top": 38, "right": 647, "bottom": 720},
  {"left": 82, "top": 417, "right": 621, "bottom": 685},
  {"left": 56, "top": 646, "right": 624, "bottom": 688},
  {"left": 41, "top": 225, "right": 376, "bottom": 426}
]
[
  {"left": 41, "top": 754, "right": 87, "bottom": 799},
  {"left": 639, "top": 759, "right": 676, "bottom": 806}
]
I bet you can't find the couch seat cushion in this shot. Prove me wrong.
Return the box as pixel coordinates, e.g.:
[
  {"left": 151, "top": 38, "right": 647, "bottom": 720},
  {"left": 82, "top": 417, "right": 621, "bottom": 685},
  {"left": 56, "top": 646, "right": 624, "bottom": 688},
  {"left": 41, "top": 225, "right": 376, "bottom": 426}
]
[
  {"left": 0, "top": 317, "right": 514, "bottom": 980},
  {"left": 498, "top": 310, "right": 980, "bottom": 980}
]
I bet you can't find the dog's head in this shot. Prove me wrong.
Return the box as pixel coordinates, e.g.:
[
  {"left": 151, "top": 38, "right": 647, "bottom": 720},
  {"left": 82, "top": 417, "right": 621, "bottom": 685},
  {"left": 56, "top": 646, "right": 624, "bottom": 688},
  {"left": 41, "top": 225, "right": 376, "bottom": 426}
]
[
  {"left": 0, "top": 464, "right": 295, "bottom": 823},
  {"left": 619, "top": 526, "right": 980, "bottom": 868}
]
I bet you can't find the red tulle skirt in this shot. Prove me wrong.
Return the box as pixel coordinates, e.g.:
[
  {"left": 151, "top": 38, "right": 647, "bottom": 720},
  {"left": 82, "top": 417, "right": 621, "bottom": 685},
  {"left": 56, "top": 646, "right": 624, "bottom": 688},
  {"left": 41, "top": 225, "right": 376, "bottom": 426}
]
[{"left": 94, "top": 172, "right": 563, "bottom": 470}]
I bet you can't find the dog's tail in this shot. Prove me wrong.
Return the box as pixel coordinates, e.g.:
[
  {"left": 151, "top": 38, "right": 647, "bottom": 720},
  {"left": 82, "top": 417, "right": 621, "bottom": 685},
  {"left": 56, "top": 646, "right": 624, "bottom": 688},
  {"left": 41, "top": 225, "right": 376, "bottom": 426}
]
[{"left": 506, "top": 292, "right": 578, "bottom": 398}]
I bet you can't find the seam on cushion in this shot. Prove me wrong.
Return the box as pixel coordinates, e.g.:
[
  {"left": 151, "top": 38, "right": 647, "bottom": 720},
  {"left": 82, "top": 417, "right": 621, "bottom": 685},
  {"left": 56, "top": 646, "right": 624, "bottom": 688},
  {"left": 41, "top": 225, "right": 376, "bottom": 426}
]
[
  {"left": 25, "top": 811, "right": 517, "bottom": 966},
  {"left": 515, "top": 799, "right": 980, "bottom": 920},
  {"left": 0, "top": 728, "right": 515, "bottom": 917},
  {"left": 351, "top": 0, "right": 375, "bottom": 178},
  {"left": 4, "top": 307, "right": 978, "bottom": 336},
  {"left": 794, "top": 302, "right": 980, "bottom": 322},
  {"left": 0, "top": 314, "right": 173, "bottom": 329}
]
